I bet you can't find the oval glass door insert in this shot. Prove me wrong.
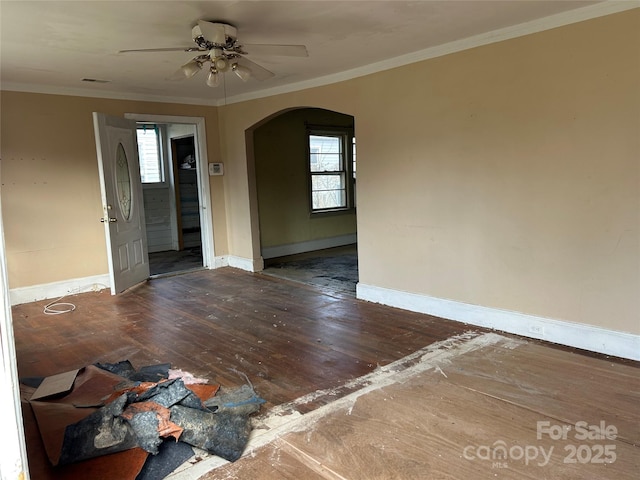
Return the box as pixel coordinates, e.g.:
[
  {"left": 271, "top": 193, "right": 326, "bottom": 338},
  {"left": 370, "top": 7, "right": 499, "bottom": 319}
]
[{"left": 115, "top": 142, "right": 132, "bottom": 220}]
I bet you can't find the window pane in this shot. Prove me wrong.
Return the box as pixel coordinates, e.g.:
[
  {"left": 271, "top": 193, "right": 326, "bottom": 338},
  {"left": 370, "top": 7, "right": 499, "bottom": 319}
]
[
  {"left": 309, "top": 135, "right": 342, "bottom": 172},
  {"left": 310, "top": 153, "right": 341, "bottom": 172},
  {"left": 115, "top": 143, "right": 132, "bottom": 220},
  {"left": 312, "top": 190, "right": 346, "bottom": 210},
  {"left": 137, "top": 127, "right": 163, "bottom": 183},
  {"left": 308, "top": 131, "right": 351, "bottom": 212},
  {"left": 312, "top": 174, "right": 344, "bottom": 191},
  {"left": 311, "top": 173, "right": 346, "bottom": 209},
  {"left": 352, "top": 137, "right": 356, "bottom": 179}
]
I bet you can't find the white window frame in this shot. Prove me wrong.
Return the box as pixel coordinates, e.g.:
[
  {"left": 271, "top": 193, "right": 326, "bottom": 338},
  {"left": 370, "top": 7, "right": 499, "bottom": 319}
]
[
  {"left": 136, "top": 124, "right": 167, "bottom": 186},
  {"left": 307, "top": 127, "right": 355, "bottom": 215}
]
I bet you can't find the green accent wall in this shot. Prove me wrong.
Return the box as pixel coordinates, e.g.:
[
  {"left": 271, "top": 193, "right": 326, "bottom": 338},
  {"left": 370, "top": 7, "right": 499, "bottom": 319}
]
[{"left": 254, "top": 108, "right": 356, "bottom": 253}]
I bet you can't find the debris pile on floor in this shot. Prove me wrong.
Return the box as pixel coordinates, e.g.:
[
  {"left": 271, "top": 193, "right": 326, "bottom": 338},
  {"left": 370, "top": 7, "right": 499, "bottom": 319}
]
[{"left": 22, "top": 360, "right": 264, "bottom": 479}]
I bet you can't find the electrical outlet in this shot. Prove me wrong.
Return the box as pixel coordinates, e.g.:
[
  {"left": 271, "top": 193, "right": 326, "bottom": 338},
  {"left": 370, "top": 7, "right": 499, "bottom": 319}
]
[{"left": 529, "top": 324, "right": 545, "bottom": 336}]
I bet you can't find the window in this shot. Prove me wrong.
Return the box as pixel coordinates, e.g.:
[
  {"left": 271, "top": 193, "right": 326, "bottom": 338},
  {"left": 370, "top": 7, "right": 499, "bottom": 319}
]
[
  {"left": 136, "top": 125, "right": 164, "bottom": 183},
  {"left": 308, "top": 129, "right": 354, "bottom": 213},
  {"left": 352, "top": 137, "right": 356, "bottom": 179}
]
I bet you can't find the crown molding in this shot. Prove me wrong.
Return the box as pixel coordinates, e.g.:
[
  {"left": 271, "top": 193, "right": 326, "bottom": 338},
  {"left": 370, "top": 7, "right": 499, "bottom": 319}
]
[
  {"left": 223, "top": 1, "right": 639, "bottom": 105},
  {"left": 0, "top": 82, "right": 219, "bottom": 107},
  {"left": 2, "top": 2, "right": 637, "bottom": 107}
]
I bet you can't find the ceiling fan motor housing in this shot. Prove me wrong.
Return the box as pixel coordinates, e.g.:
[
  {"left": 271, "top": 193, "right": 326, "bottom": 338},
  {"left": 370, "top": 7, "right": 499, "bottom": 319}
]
[{"left": 192, "top": 22, "right": 238, "bottom": 49}]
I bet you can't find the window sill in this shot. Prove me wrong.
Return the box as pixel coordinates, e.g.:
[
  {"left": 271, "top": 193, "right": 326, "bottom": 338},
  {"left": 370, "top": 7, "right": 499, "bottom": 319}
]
[
  {"left": 142, "top": 183, "right": 169, "bottom": 190},
  {"left": 310, "top": 207, "right": 356, "bottom": 218}
]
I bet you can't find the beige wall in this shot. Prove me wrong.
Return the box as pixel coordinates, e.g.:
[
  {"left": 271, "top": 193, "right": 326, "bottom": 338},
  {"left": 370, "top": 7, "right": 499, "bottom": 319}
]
[
  {"left": 254, "top": 108, "right": 356, "bottom": 250},
  {"left": 0, "top": 93, "right": 226, "bottom": 287},
  {"left": 1, "top": 10, "right": 637, "bottom": 336},
  {"left": 216, "top": 85, "right": 361, "bottom": 264},
  {"left": 217, "top": 10, "right": 639, "bottom": 335},
  {"left": 354, "top": 10, "right": 639, "bottom": 333}
]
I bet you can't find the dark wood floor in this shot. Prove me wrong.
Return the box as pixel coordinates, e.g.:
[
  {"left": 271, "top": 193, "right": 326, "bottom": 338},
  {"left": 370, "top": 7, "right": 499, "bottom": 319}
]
[
  {"left": 13, "top": 267, "right": 638, "bottom": 479},
  {"left": 13, "top": 268, "right": 471, "bottom": 405},
  {"left": 148, "top": 247, "right": 204, "bottom": 276},
  {"left": 13, "top": 267, "right": 475, "bottom": 478}
]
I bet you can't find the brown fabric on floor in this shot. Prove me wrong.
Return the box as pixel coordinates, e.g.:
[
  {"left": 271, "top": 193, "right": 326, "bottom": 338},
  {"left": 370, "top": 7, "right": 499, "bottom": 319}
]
[{"left": 29, "top": 366, "right": 126, "bottom": 465}]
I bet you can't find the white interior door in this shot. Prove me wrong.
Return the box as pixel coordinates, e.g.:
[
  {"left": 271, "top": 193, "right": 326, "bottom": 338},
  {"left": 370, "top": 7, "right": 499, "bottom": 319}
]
[{"left": 93, "top": 112, "right": 150, "bottom": 294}]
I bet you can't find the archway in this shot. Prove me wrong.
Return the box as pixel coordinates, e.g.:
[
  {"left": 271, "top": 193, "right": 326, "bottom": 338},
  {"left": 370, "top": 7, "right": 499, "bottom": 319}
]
[{"left": 246, "top": 107, "right": 358, "bottom": 294}]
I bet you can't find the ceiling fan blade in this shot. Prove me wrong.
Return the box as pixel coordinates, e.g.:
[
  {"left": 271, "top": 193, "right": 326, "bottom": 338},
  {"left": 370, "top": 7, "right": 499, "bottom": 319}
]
[
  {"left": 236, "top": 56, "right": 275, "bottom": 81},
  {"left": 118, "top": 47, "right": 205, "bottom": 54},
  {"left": 242, "top": 44, "right": 308, "bottom": 57},
  {"left": 197, "top": 20, "right": 227, "bottom": 44},
  {"left": 166, "top": 68, "right": 191, "bottom": 81}
]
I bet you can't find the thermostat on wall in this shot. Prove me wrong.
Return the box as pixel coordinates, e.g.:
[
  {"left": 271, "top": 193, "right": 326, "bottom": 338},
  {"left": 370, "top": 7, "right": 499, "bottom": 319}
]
[{"left": 208, "top": 163, "right": 224, "bottom": 176}]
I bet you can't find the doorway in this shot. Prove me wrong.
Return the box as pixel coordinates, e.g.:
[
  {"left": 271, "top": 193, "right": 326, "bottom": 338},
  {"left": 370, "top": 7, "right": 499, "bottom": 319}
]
[
  {"left": 139, "top": 126, "right": 203, "bottom": 276},
  {"left": 126, "top": 114, "right": 215, "bottom": 277},
  {"left": 250, "top": 107, "right": 358, "bottom": 295},
  {"left": 147, "top": 135, "right": 204, "bottom": 276}
]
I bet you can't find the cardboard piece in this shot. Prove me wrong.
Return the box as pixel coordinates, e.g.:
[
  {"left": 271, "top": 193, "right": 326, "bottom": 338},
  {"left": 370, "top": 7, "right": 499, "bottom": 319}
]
[
  {"left": 31, "top": 369, "right": 80, "bottom": 400},
  {"left": 30, "top": 366, "right": 129, "bottom": 465}
]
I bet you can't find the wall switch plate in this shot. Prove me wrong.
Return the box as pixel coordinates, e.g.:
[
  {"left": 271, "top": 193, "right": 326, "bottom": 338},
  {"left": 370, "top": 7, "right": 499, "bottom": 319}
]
[{"left": 209, "top": 162, "right": 223, "bottom": 176}]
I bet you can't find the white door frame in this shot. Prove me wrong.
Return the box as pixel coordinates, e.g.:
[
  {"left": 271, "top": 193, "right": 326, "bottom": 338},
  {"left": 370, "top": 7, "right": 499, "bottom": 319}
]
[
  {"left": 0, "top": 200, "right": 29, "bottom": 480},
  {"left": 124, "top": 114, "right": 215, "bottom": 268}
]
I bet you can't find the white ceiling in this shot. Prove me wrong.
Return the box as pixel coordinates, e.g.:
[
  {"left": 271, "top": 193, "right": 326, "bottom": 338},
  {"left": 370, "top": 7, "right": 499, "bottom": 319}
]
[{"left": 0, "top": 1, "right": 624, "bottom": 106}]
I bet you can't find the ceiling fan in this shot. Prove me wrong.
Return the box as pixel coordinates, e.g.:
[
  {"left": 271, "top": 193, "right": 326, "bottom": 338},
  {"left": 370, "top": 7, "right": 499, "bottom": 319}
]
[{"left": 119, "top": 20, "right": 308, "bottom": 87}]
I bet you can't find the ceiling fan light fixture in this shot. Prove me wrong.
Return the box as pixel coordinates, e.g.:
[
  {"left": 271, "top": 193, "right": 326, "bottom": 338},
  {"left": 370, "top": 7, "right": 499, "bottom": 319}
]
[
  {"left": 124, "top": 20, "right": 295, "bottom": 87},
  {"left": 180, "top": 58, "right": 203, "bottom": 78},
  {"left": 206, "top": 68, "right": 220, "bottom": 87},
  {"left": 232, "top": 63, "right": 251, "bottom": 82},
  {"left": 214, "top": 56, "right": 229, "bottom": 72}
]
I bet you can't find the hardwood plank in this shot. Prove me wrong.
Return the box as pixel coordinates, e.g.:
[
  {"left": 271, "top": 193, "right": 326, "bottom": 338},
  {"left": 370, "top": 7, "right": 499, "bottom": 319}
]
[
  {"left": 11, "top": 268, "right": 638, "bottom": 479},
  {"left": 12, "top": 268, "right": 470, "bottom": 478}
]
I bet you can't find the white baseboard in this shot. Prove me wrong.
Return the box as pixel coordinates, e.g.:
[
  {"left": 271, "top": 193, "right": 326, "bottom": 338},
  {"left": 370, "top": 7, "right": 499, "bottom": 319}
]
[
  {"left": 212, "top": 255, "right": 229, "bottom": 269},
  {"left": 261, "top": 234, "right": 357, "bottom": 260},
  {"left": 9, "top": 256, "right": 265, "bottom": 305},
  {"left": 10, "top": 274, "right": 111, "bottom": 306},
  {"left": 356, "top": 283, "right": 640, "bottom": 361},
  {"left": 226, "top": 255, "right": 264, "bottom": 272}
]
